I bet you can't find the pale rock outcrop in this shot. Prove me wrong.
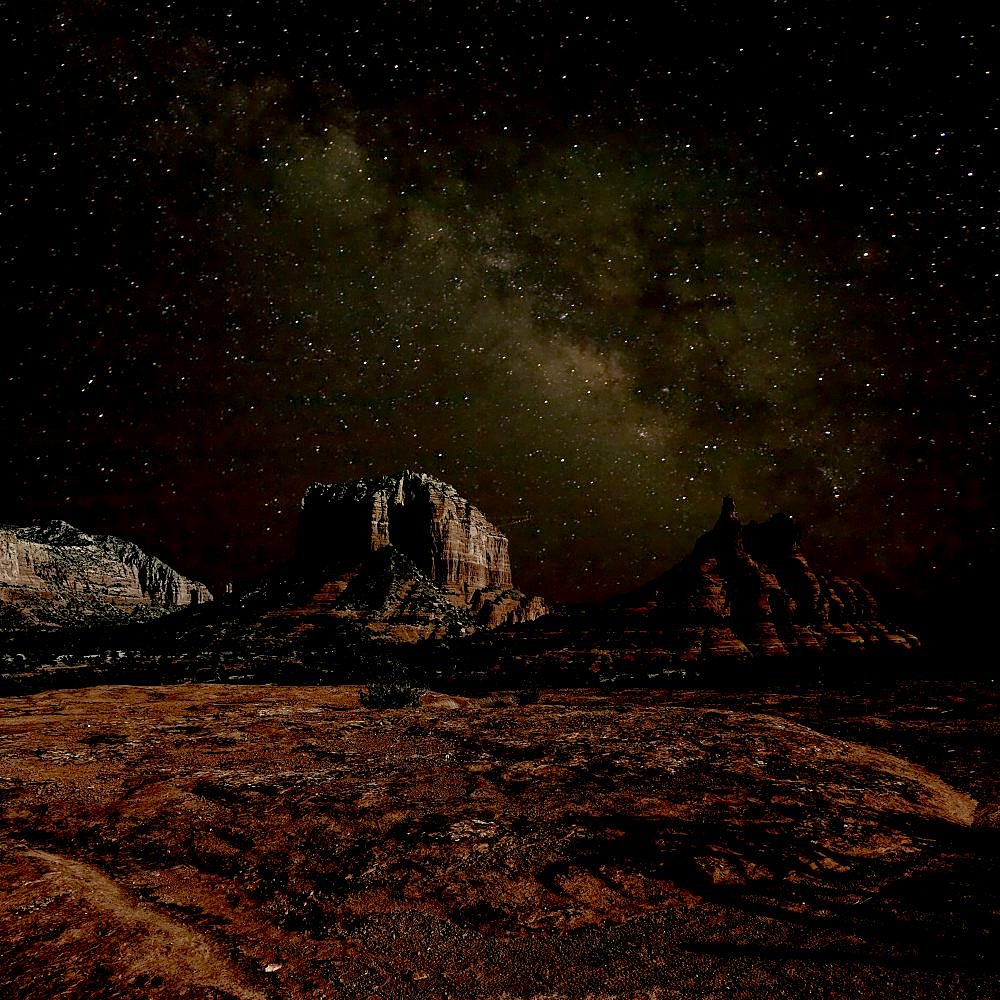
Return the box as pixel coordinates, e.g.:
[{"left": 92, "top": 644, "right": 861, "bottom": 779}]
[
  {"left": 468, "top": 588, "right": 549, "bottom": 629},
  {"left": 0, "top": 521, "right": 211, "bottom": 630}
]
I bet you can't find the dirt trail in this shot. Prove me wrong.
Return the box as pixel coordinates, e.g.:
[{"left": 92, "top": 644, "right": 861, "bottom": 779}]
[{"left": 21, "top": 846, "right": 267, "bottom": 1000}]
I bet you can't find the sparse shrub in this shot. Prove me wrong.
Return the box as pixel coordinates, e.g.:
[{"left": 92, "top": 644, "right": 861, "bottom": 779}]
[
  {"left": 359, "top": 661, "right": 421, "bottom": 709},
  {"left": 2, "top": 653, "right": 33, "bottom": 674},
  {"left": 515, "top": 680, "right": 540, "bottom": 705}
]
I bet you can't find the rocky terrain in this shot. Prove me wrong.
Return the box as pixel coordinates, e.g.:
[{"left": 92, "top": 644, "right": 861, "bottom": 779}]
[
  {"left": 0, "top": 680, "right": 995, "bottom": 997},
  {"left": 0, "top": 474, "right": 546, "bottom": 654},
  {"left": 0, "top": 483, "right": 915, "bottom": 676},
  {"left": 299, "top": 473, "right": 515, "bottom": 604},
  {"left": 622, "top": 496, "right": 918, "bottom": 658},
  {"left": 460, "top": 498, "right": 919, "bottom": 681},
  {"left": 0, "top": 521, "right": 212, "bottom": 631},
  {"left": 295, "top": 472, "right": 547, "bottom": 631},
  {"left": 0, "top": 484, "right": 985, "bottom": 997}
]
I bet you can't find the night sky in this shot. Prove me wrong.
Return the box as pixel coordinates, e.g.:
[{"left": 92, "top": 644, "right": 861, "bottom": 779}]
[{"left": 3, "top": 4, "right": 997, "bottom": 620}]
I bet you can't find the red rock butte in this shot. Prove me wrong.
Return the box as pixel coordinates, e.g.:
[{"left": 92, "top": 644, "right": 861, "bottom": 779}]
[
  {"left": 298, "top": 471, "right": 514, "bottom": 605},
  {"left": 296, "top": 472, "right": 545, "bottom": 630}
]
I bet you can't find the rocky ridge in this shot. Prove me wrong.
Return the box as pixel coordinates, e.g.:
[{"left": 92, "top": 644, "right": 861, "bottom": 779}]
[
  {"left": 0, "top": 487, "right": 917, "bottom": 673},
  {"left": 243, "top": 546, "right": 473, "bottom": 645},
  {"left": 617, "top": 496, "right": 919, "bottom": 659},
  {"left": 467, "top": 497, "right": 919, "bottom": 678},
  {"left": 0, "top": 521, "right": 212, "bottom": 631}
]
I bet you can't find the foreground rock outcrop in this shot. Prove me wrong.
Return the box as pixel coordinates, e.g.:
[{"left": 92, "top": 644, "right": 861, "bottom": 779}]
[
  {"left": 0, "top": 521, "right": 212, "bottom": 631},
  {"left": 0, "top": 682, "right": 994, "bottom": 998}
]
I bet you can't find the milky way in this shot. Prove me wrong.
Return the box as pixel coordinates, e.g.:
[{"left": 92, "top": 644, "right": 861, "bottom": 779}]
[{"left": 3, "top": 6, "right": 996, "bottom": 608}]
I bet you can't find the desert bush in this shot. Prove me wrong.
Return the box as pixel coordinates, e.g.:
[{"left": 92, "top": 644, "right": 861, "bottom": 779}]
[
  {"left": 515, "top": 680, "right": 540, "bottom": 705},
  {"left": 359, "top": 661, "right": 421, "bottom": 709}
]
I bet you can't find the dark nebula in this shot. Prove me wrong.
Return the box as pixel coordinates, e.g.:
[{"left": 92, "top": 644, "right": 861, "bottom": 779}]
[{"left": 2, "top": 5, "right": 996, "bottom": 626}]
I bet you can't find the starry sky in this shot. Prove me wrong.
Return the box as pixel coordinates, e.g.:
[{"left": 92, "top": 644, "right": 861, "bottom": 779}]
[{"left": 3, "top": 4, "right": 997, "bottom": 620}]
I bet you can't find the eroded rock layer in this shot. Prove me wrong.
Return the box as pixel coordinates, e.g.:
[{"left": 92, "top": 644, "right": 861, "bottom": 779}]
[
  {"left": 249, "top": 547, "right": 472, "bottom": 644},
  {"left": 470, "top": 497, "right": 918, "bottom": 675},
  {"left": 0, "top": 521, "right": 212, "bottom": 631},
  {"left": 299, "top": 472, "right": 514, "bottom": 603},
  {"left": 619, "top": 496, "right": 918, "bottom": 659},
  {"left": 287, "top": 472, "right": 547, "bottom": 638}
]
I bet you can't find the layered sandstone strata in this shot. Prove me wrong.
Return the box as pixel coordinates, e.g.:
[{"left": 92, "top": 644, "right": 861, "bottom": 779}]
[
  {"left": 615, "top": 497, "right": 918, "bottom": 659},
  {"left": 473, "top": 498, "right": 919, "bottom": 676},
  {"left": 299, "top": 472, "right": 514, "bottom": 603},
  {"left": 293, "top": 472, "right": 547, "bottom": 635},
  {"left": 146, "top": 473, "right": 548, "bottom": 648},
  {"left": 0, "top": 521, "right": 211, "bottom": 630}
]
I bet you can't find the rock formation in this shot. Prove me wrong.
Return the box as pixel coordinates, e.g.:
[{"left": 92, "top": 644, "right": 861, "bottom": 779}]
[
  {"left": 619, "top": 496, "right": 917, "bottom": 659},
  {"left": 287, "top": 471, "right": 547, "bottom": 637},
  {"left": 247, "top": 546, "right": 473, "bottom": 644},
  {"left": 0, "top": 520, "right": 212, "bottom": 631},
  {"left": 210, "top": 472, "right": 549, "bottom": 645},
  {"left": 471, "top": 497, "right": 919, "bottom": 677},
  {"left": 299, "top": 472, "right": 514, "bottom": 603}
]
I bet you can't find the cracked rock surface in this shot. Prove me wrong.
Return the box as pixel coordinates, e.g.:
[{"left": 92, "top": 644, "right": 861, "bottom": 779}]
[{"left": 0, "top": 681, "right": 996, "bottom": 997}]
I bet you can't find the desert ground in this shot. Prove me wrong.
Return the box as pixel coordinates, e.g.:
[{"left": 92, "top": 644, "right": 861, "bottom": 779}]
[{"left": 0, "top": 678, "right": 996, "bottom": 998}]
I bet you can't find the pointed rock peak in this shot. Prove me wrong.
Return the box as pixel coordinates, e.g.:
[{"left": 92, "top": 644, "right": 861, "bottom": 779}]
[
  {"left": 717, "top": 496, "right": 739, "bottom": 525},
  {"left": 698, "top": 494, "right": 742, "bottom": 554}
]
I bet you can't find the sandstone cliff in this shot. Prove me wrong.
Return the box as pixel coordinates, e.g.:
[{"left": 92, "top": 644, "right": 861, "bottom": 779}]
[
  {"left": 299, "top": 472, "right": 514, "bottom": 603},
  {"left": 288, "top": 471, "right": 547, "bottom": 637},
  {"left": 184, "top": 473, "right": 549, "bottom": 647},
  {"left": 0, "top": 521, "right": 212, "bottom": 631}
]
